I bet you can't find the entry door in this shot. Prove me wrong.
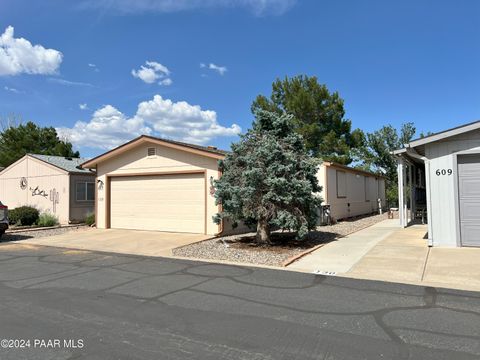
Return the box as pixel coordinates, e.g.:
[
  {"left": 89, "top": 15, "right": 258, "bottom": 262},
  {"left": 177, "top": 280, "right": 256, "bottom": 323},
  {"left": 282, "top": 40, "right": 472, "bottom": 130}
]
[{"left": 458, "top": 154, "right": 480, "bottom": 247}]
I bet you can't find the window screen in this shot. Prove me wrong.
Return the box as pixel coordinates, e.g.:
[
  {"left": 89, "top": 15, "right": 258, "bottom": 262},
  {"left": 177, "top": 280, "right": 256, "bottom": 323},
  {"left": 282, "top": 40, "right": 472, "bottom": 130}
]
[{"left": 76, "top": 182, "right": 95, "bottom": 201}]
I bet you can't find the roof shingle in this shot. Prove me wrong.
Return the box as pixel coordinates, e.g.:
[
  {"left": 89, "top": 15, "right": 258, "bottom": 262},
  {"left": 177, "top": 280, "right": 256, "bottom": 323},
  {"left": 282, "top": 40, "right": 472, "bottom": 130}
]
[{"left": 29, "top": 154, "right": 94, "bottom": 174}]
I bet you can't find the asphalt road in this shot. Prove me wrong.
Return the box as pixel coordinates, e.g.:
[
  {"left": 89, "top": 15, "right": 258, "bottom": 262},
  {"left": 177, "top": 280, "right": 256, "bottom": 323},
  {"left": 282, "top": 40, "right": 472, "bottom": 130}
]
[{"left": 0, "top": 243, "right": 479, "bottom": 360}]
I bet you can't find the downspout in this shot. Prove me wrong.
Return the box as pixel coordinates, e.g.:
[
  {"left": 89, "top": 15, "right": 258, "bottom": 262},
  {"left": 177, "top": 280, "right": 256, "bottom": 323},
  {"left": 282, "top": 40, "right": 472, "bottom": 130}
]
[{"left": 405, "top": 148, "right": 434, "bottom": 246}]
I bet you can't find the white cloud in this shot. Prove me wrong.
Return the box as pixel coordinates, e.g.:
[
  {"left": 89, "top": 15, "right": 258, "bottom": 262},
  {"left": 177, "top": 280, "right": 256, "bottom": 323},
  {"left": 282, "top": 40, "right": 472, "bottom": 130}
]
[
  {"left": 57, "top": 95, "right": 241, "bottom": 150},
  {"left": 48, "top": 78, "right": 93, "bottom": 87},
  {"left": 4, "top": 85, "right": 21, "bottom": 93},
  {"left": 131, "top": 61, "right": 172, "bottom": 85},
  {"left": 57, "top": 105, "right": 152, "bottom": 150},
  {"left": 79, "top": 103, "right": 88, "bottom": 110},
  {"left": 208, "top": 63, "right": 227, "bottom": 75},
  {"left": 81, "top": 0, "right": 297, "bottom": 16},
  {"left": 159, "top": 78, "right": 172, "bottom": 86},
  {"left": 88, "top": 63, "right": 99, "bottom": 72},
  {"left": 0, "top": 26, "right": 63, "bottom": 76}
]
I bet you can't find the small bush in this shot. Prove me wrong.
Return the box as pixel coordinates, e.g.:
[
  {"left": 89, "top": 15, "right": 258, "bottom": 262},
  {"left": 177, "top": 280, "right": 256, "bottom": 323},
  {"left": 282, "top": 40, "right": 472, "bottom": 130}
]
[
  {"left": 37, "top": 212, "right": 59, "bottom": 227},
  {"left": 9, "top": 206, "right": 39, "bottom": 226},
  {"left": 85, "top": 212, "right": 95, "bottom": 226}
]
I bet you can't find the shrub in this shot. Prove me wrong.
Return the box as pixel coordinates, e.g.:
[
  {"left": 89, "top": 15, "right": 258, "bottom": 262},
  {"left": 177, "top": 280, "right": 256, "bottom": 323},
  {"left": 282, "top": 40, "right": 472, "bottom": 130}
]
[
  {"left": 9, "top": 206, "right": 39, "bottom": 226},
  {"left": 37, "top": 212, "right": 59, "bottom": 227},
  {"left": 85, "top": 212, "right": 95, "bottom": 226}
]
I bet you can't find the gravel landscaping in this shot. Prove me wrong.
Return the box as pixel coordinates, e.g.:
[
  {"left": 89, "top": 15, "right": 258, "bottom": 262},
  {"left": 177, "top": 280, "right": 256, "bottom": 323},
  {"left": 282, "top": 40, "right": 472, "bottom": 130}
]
[
  {"left": 1, "top": 225, "right": 88, "bottom": 242},
  {"left": 173, "top": 212, "right": 389, "bottom": 266}
]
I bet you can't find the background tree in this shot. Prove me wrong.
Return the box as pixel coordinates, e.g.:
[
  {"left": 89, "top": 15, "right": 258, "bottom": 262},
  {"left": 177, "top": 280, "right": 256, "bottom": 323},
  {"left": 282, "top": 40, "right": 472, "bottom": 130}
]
[
  {"left": 0, "top": 121, "right": 80, "bottom": 167},
  {"left": 251, "top": 75, "right": 362, "bottom": 164},
  {"left": 213, "top": 110, "right": 322, "bottom": 244},
  {"left": 358, "top": 122, "right": 416, "bottom": 205}
]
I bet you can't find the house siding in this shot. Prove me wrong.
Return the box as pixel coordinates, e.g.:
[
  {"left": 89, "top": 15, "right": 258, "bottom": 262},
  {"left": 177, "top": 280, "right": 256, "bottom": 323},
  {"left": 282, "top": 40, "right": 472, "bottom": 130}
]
[
  {"left": 69, "top": 174, "right": 96, "bottom": 222},
  {"left": 95, "top": 142, "right": 222, "bottom": 235},
  {"left": 317, "top": 164, "right": 386, "bottom": 221},
  {"left": 425, "top": 129, "right": 480, "bottom": 247},
  {"left": 0, "top": 156, "right": 71, "bottom": 223}
]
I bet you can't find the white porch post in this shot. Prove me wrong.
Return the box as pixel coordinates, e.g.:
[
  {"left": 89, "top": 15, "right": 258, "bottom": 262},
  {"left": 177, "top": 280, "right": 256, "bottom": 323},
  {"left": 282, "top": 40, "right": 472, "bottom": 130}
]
[
  {"left": 397, "top": 158, "right": 406, "bottom": 227},
  {"left": 424, "top": 160, "right": 434, "bottom": 246},
  {"left": 409, "top": 164, "right": 414, "bottom": 223}
]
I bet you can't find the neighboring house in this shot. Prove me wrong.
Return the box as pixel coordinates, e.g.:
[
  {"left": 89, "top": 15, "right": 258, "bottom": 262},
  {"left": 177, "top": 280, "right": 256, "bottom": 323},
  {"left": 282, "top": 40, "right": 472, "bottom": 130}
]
[
  {"left": 0, "top": 154, "right": 95, "bottom": 224},
  {"left": 82, "top": 135, "right": 387, "bottom": 235},
  {"left": 317, "top": 162, "right": 386, "bottom": 221},
  {"left": 394, "top": 120, "right": 480, "bottom": 247}
]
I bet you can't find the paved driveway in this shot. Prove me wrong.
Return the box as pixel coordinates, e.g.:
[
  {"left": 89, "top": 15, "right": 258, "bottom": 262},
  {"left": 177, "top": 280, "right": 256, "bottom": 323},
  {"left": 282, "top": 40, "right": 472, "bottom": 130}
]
[
  {"left": 15, "top": 228, "right": 210, "bottom": 257},
  {"left": 0, "top": 243, "right": 479, "bottom": 359}
]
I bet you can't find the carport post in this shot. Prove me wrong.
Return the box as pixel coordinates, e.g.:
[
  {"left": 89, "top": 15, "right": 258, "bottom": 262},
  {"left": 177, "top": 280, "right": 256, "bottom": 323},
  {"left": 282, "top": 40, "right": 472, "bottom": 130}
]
[{"left": 397, "top": 158, "right": 406, "bottom": 227}]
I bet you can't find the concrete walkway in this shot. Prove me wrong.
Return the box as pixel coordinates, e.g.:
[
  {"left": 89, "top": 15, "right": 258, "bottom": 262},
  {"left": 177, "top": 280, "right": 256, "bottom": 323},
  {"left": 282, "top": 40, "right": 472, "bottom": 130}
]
[
  {"left": 15, "top": 228, "right": 211, "bottom": 257},
  {"left": 289, "top": 218, "right": 480, "bottom": 292},
  {"left": 287, "top": 219, "right": 400, "bottom": 274}
]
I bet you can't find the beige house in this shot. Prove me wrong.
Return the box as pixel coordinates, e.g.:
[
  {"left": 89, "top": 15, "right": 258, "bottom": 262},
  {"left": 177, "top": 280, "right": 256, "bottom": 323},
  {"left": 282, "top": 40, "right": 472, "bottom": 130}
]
[
  {"left": 0, "top": 154, "right": 95, "bottom": 224},
  {"left": 317, "top": 162, "right": 386, "bottom": 221},
  {"left": 81, "top": 136, "right": 226, "bottom": 235}
]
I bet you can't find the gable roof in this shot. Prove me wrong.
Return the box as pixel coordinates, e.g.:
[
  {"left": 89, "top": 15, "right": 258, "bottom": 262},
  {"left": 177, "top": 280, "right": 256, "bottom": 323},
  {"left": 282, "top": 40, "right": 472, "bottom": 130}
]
[
  {"left": 399, "top": 119, "right": 480, "bottom": 150},
  {"left": 81, "top": 135, "right": 228, "bottom": 168},
  {"left": 29, "top": 154, "right": 94, "bottom": 174}
]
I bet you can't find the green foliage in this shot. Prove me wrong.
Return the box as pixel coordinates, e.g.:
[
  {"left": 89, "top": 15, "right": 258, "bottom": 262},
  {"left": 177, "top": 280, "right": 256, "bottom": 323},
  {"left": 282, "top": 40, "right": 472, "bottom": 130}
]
[
  {"left": 251, "top": 75, "right": 362, "bottom": 164},
  {"left": 213, "top": 110, "right": 322, "bottom": 243},
  {"left": 8, "top": 206, "right": 39, "bottom": 226},
  {"left": 37, "top": 212, "right": 59, "bottom": 227},
  {"left": 85, "top": 212, "right": 95, "bottom": 226},
  {"left": 0, "top": 121, "right": 79, "bottom": 167},
  {"left": 357, "top": 122, "right": 417, "bottom": 206}
]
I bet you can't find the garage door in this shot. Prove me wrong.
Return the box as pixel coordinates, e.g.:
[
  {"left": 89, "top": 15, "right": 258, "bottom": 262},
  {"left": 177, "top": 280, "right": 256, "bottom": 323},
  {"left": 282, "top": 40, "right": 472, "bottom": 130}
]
[
  {"left": 109, "top": 173, "right": 205, "bottom": 233},
  {"left": 458, "top": 154, "right": 480, "bottom": 247}
]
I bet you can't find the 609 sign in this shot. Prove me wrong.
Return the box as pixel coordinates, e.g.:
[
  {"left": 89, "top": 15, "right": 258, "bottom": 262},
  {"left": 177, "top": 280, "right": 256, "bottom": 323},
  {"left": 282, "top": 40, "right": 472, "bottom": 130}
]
[{"left": 435, "top": 169, "right": 453, "bottom": 176}]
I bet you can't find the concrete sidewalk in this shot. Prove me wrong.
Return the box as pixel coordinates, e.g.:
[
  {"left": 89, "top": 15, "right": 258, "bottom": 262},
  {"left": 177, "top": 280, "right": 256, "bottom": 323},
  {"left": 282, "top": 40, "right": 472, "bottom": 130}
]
[
  {"left": 348, "top": 225, "right": 480, "bottom": 292},
  {"left": 289, "top": 218, "right": 480, "bottom": 292},
  {"left": 287, "top": 219, "right": 400, "bottom": 274}
]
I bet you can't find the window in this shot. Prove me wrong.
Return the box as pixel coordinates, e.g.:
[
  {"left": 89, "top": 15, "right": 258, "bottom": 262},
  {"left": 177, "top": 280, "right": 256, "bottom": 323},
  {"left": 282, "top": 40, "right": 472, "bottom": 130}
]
[
  {"left": 76, "top": 182, "right": 95, "bottom": 201},
  {"left": 336, "top": 170, "right": 346, "bottom": 198}
]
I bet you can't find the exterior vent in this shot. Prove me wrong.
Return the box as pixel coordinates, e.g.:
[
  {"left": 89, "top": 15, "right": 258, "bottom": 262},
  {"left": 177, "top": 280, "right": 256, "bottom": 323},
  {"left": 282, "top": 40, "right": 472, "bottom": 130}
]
[{"left": 147, "top": 147, "right": 156, "bottom": 157}]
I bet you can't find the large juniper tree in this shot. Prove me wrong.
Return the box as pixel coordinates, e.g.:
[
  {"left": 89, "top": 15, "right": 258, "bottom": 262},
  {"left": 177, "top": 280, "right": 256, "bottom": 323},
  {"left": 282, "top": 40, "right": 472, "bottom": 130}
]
[
  {"left": 252, "top": 75, "right": 363, "bottom": 165},
  {"left": 213, "top": 110, "right": 322, "bottom": 244}
]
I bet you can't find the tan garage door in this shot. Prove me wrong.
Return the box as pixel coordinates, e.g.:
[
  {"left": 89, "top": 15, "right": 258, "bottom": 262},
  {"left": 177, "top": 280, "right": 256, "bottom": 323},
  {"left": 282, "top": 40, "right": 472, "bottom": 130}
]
[{"left": 109, "top": 173, "right": 205, "bottom": 233}]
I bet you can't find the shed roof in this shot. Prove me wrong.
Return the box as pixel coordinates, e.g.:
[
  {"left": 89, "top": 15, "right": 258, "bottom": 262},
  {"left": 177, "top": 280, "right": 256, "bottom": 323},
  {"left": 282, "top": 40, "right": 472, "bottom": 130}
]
[
  {"left": 29, "top": 154, "right": 94, "bottom": 174},
  {"left": 395, "top": 119, "right": 480, "bottom": 152},
  {"left": 322, "top": 161, "right": 387, "bottom": 179}
]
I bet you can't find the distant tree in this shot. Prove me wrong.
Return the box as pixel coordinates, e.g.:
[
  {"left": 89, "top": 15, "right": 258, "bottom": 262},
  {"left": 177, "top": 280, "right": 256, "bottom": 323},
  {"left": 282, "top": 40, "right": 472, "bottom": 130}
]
[
  {"left": 358, "top": 122, "right": 416, "bottom": 206},
  {"left": 213, "top": 110, "right": 322, "bottom": 244},
  {"left": 0, "top": 121, "right": 79, "bottom": 167},
  {"left": 251, "top": 75, "right": 362, "bottom": 165}
]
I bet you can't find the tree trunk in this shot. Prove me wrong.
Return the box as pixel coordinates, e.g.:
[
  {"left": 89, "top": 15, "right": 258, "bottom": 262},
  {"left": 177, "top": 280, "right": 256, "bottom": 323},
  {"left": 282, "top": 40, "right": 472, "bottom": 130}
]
[{"left": 256, "top": 218, "right": 271, "bottom": 245}]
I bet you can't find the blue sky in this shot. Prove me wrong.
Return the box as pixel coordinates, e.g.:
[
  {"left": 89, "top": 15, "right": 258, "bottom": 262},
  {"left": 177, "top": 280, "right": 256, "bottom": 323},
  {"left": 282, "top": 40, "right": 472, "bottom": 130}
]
[{"left": 1, "top": 0, "right": 479, "bottom": 158}]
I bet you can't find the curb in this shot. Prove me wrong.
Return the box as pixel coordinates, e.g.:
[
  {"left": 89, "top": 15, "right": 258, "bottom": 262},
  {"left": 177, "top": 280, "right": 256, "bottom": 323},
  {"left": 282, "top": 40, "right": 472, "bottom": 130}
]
[{"left": 6, "top": 224, "right": 87, "bottom": 234}]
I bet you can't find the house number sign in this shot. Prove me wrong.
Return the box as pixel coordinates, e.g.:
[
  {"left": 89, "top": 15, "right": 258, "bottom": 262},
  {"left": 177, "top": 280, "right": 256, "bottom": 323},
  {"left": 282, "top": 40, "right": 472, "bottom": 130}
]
[{"left": 435, "top": 169, "right": 453, "bottom": 176}]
